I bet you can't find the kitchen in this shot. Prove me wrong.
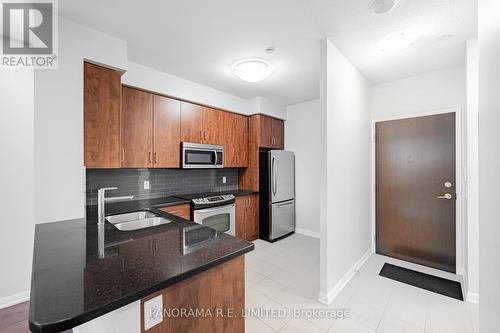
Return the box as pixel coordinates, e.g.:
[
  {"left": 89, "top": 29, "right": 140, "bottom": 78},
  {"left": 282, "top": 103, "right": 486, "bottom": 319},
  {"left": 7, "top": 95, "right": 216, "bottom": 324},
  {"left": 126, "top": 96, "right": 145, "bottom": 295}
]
[{"left": 1, "top": 1, "right": 498, "bottom": 333}]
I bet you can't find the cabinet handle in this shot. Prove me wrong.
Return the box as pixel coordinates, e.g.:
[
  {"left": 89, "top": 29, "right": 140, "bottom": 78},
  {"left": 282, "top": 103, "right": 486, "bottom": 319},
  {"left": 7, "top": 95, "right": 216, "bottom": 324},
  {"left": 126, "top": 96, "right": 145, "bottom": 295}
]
[
  {"left": 199, "top": 130, "right": 202, "bottom": 141},
  {"left": 204, "top": 131, "right": 208, "bottom": 140},
  {"left": 149, "top": 152, "right": 152, "bottom": 163},
  {"left": 121, "top": 148, "right": 124, "bottom": 162},
  {"left": 154, "top": 152, "right": 157, "bottom": 163}
]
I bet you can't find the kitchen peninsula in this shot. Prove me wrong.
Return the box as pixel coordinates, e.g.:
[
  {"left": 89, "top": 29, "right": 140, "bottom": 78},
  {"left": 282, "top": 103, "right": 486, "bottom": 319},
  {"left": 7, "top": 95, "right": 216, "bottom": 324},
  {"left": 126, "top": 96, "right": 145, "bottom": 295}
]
[{"left": 28, "top": 197, "right": 253, "bottom": 333}]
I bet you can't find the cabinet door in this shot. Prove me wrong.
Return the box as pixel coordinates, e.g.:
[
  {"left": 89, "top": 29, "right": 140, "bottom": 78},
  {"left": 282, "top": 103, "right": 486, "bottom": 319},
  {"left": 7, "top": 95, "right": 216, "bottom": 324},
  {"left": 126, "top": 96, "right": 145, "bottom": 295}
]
[
  {"left": 234, "top": 114, "right": 248, "bottom": 166},
  {"left": 180, "top": 102, "right": 204, "bottom": 143},
  {"left": 159, "top": 204, "right": 191, "bottom": 220},
  {"left": 84, "top": 62, "right": 121, "bottom": 168},
  {"left": 272, "top": 118, "right": 284, "bottom": 149},
  {"left": 235, "top": 196, "right": 247, "bottom": 239},
  {"left": 235, "top": 195, "right": 259, "bottom": 241},
  {"left": 259, "top": 115, "right": 273, "bottom": 148},
  {"left": 203, "top": 108, "right": 224, "bottom": 145},
  {"left": 121, "top": 87, "right": 153, "bottom": 168},
  {"left": 153, "top": 95, "right": 181, "bottom": 168},
  {"left": 246, "top": 194, "right": 259, "bottom": 240},
  {"left": 222, "top": 113, "right": 248, "bottom": 167}
]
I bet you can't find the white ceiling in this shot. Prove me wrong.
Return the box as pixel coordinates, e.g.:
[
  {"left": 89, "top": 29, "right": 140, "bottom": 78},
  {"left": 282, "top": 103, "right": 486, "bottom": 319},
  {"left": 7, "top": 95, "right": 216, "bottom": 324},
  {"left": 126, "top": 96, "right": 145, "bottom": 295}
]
[{"left": 59, "top": 0, "right": 476, "bottom": 107}]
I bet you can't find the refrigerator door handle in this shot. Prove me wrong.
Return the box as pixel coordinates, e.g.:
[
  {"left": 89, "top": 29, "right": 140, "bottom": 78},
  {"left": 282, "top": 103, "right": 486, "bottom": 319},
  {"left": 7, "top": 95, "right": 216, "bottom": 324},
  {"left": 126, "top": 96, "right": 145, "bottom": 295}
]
[{"left": 272, "top": 156, "right": 277, "bottom": 196}]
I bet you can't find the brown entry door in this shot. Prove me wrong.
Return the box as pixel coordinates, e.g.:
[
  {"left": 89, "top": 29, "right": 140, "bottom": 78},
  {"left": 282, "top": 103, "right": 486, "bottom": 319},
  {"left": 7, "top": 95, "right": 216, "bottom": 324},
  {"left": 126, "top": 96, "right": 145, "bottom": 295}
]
[{"left": 376, "top": 113, "right": 456, "bottom": 273}]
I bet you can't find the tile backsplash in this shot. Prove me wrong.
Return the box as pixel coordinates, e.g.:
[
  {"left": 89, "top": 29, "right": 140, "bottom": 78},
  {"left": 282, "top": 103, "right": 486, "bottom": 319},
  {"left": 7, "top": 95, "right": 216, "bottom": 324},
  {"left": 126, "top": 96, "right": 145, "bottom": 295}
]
[{"left": 86, "top": 168, "right": 239, "bottom": 205}]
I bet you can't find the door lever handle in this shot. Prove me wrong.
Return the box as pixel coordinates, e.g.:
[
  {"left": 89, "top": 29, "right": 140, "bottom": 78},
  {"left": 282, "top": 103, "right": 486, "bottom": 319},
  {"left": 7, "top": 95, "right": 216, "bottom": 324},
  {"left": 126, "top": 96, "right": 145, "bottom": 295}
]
[{"left": 437, "top": 193, "right": 453, "bottom": 200}]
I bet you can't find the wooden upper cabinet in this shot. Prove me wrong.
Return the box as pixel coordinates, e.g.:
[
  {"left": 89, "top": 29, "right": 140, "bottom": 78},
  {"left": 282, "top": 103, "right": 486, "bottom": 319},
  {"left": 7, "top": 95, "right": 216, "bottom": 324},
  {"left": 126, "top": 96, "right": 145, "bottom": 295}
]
[
  {"left": 254, "top": 114, "right": 284, "bottom": 149},
  {"left": 203, "top": 108, "right": 224, "bottom": 145},
  {"left": 84, "top": 62, "right": 121, "bottom": 168},
  {"left": 272, "top": 118, "right": 284, "bottom": 149},
  {"left": 121, "top": 86, "right": 154, "bottom": 168},
  {"left": 258, "top": 115, "right": 273, "bottom": 148},
  {"left": 153, "top": 95, "right": 181, "bottom": 168},
  {"left": 180, "top": 103, "right": 225, "bottom": 145},
  {"left": 223, "top": 112, "right": 248, "bottom": 167},
  {"left": 180, "top": 102, "right": 204, "bottom": 143}
]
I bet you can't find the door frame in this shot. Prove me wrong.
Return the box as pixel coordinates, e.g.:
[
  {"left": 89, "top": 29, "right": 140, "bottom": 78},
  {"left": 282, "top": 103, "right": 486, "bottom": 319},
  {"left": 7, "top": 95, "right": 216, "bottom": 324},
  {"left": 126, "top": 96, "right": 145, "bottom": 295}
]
[{"left": 370, "top": 107, "right": 464, "bottom": 276}]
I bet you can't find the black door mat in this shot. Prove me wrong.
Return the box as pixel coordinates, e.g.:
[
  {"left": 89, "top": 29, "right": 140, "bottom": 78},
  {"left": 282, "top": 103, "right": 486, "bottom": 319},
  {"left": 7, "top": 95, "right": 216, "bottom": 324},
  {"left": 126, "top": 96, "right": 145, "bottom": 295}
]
[{"left": 379, "top": 263, "right": 463, "bottom": 301}]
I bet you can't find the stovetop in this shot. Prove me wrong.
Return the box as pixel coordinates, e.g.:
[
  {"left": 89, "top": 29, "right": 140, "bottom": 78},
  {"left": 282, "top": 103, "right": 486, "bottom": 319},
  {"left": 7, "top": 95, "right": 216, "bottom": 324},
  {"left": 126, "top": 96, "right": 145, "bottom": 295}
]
[
  {"left": 175, "top": 191, "right": 236, "bottom": 201},
  {"left": 175, "top": 192, "right": 236, "bottom": 209}
]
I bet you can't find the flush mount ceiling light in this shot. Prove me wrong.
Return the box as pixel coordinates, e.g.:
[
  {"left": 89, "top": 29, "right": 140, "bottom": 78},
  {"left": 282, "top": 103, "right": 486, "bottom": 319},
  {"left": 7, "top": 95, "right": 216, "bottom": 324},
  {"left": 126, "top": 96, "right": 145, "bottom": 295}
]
[
  {"left": 231, "top": 58, "right": 273, "bottom": 83},
  {"left": 379, "top": 31, "right": 417, "bottom": 52},
  {"left": 371, "top": 0, "right": 398, "bottom": 14}
]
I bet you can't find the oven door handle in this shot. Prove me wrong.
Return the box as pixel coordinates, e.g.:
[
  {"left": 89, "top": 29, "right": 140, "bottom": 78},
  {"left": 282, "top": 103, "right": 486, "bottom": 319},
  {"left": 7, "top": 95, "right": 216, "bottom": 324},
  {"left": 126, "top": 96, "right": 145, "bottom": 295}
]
[{"left": 194, "top": 203, "right": 235, "bottom": 214}]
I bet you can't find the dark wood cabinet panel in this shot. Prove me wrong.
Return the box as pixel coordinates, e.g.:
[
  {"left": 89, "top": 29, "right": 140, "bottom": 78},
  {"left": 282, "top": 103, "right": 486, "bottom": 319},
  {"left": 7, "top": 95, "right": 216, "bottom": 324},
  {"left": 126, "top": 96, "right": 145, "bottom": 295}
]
[
  {"left": 153, "top": 95, "right": 181, "bottom": 168},
  {"left": 180, "top": 102, "right": 204, "bottom": 143},
  {"left": 158, "top": 204, "right": 191, "bottom": 220},
  {"left": 121, "top": 86, "right": 154, "bottom": 168},
  {"left": 141, "top": 257, "right": 244, "bottom": 333},
  {"left": 84, "top": 62, "right": 121, "bottom": 168},
  {"left": 238, "top": 116, "right": 260, "bottom": 191},
  {"left": 258, "top": 115, "right": 273, "bottom": 148},
  {"left": 246, "top": 194, "right": 259, "bottom": 241},
  {"left": 223, "top": 112, "right": 248, "bottom": 167},
  {"left": 235, "top": 194, "right": 259, "bottom": 241},
  {"left": 272, "top": 118, "right": 284, "bottom": 149},
  {"left": 203, "top": 108, "right": 225, "bottom": 145}
]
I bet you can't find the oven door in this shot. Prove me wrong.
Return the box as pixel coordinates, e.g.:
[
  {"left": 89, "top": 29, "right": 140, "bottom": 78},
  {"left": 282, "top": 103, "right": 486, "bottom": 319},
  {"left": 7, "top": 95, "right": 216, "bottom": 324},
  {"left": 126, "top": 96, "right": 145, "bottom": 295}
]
[{"left": 193, "top": 203, "right": 235, "bottom": 236}]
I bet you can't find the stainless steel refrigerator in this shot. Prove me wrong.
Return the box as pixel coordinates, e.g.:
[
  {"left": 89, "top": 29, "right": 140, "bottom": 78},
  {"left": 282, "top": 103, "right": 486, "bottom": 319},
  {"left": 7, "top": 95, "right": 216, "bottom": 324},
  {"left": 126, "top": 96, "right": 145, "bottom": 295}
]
[{"left": 259, "top": 149, "right": 295, "bottom": 241}]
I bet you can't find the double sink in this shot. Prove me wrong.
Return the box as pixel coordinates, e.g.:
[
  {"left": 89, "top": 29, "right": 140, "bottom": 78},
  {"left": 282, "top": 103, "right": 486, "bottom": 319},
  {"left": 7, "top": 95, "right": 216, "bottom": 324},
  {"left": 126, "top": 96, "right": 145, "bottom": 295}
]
[{"left": 106, "top": 210, "right": 173, "bottom": 231}]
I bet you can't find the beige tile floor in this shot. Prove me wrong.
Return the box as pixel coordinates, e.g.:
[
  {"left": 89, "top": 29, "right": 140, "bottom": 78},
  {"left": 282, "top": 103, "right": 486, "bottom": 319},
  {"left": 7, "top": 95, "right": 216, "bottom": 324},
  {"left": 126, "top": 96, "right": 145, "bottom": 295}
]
[{"left": 244, "top": 234, "right": 478, "bottom": 333}]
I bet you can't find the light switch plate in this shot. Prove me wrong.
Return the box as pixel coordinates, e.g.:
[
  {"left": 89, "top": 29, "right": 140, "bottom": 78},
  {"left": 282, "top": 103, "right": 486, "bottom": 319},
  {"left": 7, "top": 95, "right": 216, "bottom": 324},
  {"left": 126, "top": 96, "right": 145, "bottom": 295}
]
[
  {"left": 143, "top": 294, "right": 163, "bottom": 330},
  {"left": 222, "top": 176, "right": 227, "bottom": 184},
  {"left": 144, "top": 180, "right": 150, "bottom": 190}
]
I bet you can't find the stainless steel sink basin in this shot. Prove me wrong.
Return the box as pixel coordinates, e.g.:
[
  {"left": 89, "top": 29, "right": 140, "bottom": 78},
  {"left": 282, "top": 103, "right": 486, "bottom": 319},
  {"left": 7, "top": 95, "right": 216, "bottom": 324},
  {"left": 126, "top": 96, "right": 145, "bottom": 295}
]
[
  {"left": 106, "top": 211, "right": 157, "bottom": 224},
  {"left": 106, "top": 211, "right": 173, "bottom": 231}
]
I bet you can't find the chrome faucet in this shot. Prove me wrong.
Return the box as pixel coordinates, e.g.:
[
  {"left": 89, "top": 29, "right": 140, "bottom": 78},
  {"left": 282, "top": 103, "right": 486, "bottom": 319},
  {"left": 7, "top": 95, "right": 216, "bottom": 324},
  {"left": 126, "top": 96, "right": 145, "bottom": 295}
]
[{"left": 97, "top": 187, "right": 134, "bottom": 225}]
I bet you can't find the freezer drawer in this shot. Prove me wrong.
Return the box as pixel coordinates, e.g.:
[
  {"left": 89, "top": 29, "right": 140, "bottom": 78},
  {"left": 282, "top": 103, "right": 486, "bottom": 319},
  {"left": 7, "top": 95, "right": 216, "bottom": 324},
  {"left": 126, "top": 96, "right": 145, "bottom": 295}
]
[{"left": 270, "top": 199, "right": 295, "bottom": 240}]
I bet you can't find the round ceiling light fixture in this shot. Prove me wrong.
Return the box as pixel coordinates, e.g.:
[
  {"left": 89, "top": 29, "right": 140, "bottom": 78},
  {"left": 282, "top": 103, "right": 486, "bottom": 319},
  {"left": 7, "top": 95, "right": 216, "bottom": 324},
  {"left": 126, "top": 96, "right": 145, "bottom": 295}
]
[
  {"left": 231, "top": 58, "right": 273, "bottom": 83},
  {"left": 371, "top": 0, "right": 398, "bottom": 14},
  {"left": 379, "top": 31, "right": 417, "bottom": 52}
]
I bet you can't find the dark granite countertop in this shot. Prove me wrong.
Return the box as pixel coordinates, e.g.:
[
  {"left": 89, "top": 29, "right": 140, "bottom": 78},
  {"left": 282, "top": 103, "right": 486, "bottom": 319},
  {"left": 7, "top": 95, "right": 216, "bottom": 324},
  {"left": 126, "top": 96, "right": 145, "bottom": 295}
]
[{"left": 29, "top": 197, "right": 254, "bottom": 333}]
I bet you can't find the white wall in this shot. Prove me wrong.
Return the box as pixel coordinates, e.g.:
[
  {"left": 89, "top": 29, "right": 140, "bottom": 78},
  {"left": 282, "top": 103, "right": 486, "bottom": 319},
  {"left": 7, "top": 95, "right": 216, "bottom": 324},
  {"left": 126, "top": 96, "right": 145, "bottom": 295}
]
[
  {"left": 319, "top": 39, "right": 372, "bottom": 304},
  {"left": 122, "top": 62, "right": 253, "bottom": 116},
  {"left": 122, "top": 63, "right": 288, "bottom": 119},
  {"left": 0, "top": 69, "right": 34, "bottom": 307},
  {"left": 371, "top": 66, "right": 466, "bottom": 120},
  {"left": 465, "top": 39, "right": 479, "bottom": 302},
  {"left": 251, "top": 97, "right": 287, "bottom": 120},
  {"left": 478, "top": 0, "right": 500, "bottom": 330},
  {"left": 285, "top": 100, "right": 321, "bottom": 237},
  {"left": 34, "top": 18, "right": 128, "bottom": 224}
]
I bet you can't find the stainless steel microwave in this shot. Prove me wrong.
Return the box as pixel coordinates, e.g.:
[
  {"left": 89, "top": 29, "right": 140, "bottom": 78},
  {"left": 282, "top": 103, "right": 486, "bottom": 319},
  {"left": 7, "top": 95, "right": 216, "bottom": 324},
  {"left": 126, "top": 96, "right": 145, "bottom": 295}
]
[{"left": 182, "top": 142, "right": 224, "bottom": 169}]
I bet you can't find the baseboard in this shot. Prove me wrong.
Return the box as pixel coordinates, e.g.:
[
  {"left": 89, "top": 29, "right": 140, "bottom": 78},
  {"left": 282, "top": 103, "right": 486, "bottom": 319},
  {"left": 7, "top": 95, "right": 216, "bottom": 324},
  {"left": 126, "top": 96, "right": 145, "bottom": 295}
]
[
  {"left": 295, "top": 228, "right": 320, "bottom": 239},
  {"left": 466, "top": 292, "right": 479, "bottom": 304},
  {"left": 318, "top": 248, "right": 373, "bottom": 305},
  {"left": 0, "top": 290, "right": 30, "bottom": 309}
]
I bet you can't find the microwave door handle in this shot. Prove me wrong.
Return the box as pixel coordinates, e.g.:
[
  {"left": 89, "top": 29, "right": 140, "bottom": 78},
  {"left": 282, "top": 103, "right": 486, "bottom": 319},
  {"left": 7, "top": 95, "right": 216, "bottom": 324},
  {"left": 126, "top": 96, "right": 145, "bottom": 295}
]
[{"left": 213, "top": 150, "right": 218, "bottom": 166}]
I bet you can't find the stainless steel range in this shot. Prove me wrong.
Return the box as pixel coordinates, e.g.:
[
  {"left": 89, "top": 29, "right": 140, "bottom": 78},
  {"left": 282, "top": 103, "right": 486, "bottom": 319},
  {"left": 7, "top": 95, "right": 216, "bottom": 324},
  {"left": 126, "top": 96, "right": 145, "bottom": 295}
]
[{"left": 176, "top": 193, "right": 236, "bottom": 236}]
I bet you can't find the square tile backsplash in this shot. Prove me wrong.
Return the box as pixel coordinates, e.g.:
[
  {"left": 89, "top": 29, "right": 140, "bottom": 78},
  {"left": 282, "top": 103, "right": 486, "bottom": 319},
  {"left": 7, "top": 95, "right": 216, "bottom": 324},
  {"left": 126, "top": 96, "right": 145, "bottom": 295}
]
[{"left": 86, "top": 168, "right": 239, "bottom": 205}]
